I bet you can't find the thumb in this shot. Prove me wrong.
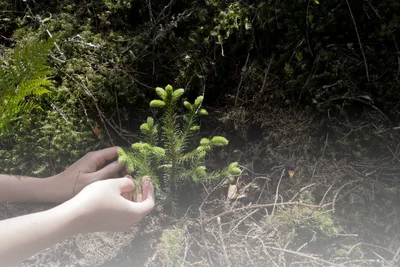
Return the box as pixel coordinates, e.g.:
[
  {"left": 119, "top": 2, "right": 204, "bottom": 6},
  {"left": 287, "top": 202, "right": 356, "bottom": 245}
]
[
  {"left": 141, "top": 176, "right": 155, "bottom": 201},
  {"left": 132, "top": 177, "right": 155, "bottom": 215}
]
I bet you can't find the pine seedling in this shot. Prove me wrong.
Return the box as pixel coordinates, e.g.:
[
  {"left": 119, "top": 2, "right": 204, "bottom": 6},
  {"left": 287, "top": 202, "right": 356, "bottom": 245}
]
[{"left": 118, "top": 85, "right": 240, "bottom": 208}]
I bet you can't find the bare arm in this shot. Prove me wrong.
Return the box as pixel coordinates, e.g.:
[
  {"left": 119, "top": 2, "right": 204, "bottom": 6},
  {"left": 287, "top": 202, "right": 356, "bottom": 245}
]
[
  {"left": 0, "top": 174, "right": 65, "bottom": 203},
  {"left": 0, "top": 199, "right": 79, "bottom": 266},
  {"left": 0, "top": 147, "right": 124, "bottom": 204},
  {"left": 0, "top": 177, "right": 155, "bottom": 266}
]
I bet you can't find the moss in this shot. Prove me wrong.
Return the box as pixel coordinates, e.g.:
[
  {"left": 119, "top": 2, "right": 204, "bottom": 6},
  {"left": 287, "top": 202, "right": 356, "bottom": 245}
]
[
  {"left": 1, "top": 5, "right": 138, "bottom": 175},
  {"left": 267, "top": 191, "right": 341, "bottom": 251},
  {"left": 157, "top": 227, "right": 185, "bottom": 267}
]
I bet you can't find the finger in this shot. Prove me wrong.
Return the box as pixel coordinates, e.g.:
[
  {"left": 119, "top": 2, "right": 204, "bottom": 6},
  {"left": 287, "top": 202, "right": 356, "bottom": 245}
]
[
  {"left": 86, "top": 147, "right": 120, "bottom": 170},
  {"left": 112, "top": 177, "right": 135, "bottom": 194},
  {"left": 122, "top": 176, "right": 135, "bottom": 201},
  {"left": 121, "top": 191, "right": 132, "bottom": 201},
  {"left": 94, "top": 161, "right": 124, "bottom": 180},
  {"left": 141, "top": 176, "right": 155, "bottom": 201},
  {"left": 135, "top": 189, "right": 142, "bottom": 202}
]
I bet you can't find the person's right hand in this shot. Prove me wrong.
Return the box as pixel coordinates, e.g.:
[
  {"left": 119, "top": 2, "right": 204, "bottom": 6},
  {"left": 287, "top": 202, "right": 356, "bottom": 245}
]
[{"left": 65, "top": 176, "right": 155, "bottom": 233}]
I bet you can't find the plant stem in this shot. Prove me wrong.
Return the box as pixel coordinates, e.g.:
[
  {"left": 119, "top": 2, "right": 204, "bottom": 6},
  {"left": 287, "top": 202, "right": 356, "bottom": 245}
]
[{"left": 167, "top": 100, "right": 177, "bottom": 198}]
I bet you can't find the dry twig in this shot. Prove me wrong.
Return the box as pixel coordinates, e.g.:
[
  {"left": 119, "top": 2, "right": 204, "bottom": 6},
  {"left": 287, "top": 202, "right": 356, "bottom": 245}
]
[
  {"left": 265, "top": 245, "right": 343, "bottom": 267},
  {"left": 260, "top": 54, "right": 275, "bottom": 94},
  {"left": 345, "top": 0, "right": 369, "bottom": 81},
  {"left": 228, "top": 209, "right": 258, "bottom": 235},
  {"left": 207, "top": 201, "right": 330, "bottom": 222},
  {"left": 270, "top": 169, "right": 285, "bottom": 218},
  {"left": 235, "top": 52, "right": 250, "bottom": 105},
  {"left": 391, "top": 246, "right": 400, "bottom": 265},
  {"left": 217, "top": 217, "right": 230, "bottom": 267}
]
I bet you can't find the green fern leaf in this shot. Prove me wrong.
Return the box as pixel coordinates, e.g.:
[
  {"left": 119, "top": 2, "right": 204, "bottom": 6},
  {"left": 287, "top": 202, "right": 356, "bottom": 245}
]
[{"left": 0, "top": 38, "right": 54, "bottom": 133}]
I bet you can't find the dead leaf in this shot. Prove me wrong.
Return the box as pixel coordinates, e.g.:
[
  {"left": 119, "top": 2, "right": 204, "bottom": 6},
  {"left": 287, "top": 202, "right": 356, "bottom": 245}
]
[{"left": 227, "top": 184, "right": 238, "bottom": 200}]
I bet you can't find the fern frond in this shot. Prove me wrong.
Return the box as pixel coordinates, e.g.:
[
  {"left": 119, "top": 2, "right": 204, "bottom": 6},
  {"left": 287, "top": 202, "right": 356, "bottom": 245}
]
[{"left": 0, "top": 38, "right": 54, "bottom": 132}]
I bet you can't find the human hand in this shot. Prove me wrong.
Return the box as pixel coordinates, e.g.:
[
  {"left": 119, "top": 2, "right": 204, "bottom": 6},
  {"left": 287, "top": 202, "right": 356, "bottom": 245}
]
[
  {"left": 49, "top": 147, "right": 124, "bottom": 202},
  {"left": 67, "top": 176, "right": 155, "bottom": 233}
]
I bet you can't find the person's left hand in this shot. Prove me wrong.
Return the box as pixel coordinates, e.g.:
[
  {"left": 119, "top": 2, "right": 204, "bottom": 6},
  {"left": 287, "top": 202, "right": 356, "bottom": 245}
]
[{"left": 50, "top": 147, "right": 124, "bottom": 202}]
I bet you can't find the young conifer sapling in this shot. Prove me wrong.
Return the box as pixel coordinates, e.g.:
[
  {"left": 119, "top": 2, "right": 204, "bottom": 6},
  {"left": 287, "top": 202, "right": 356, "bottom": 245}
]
[{"left": 118, "top": 85, "right": 241, "bottom": 208}]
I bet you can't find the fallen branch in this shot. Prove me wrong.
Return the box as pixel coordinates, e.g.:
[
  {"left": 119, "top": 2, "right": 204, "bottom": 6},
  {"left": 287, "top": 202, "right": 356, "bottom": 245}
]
[
  {"left": 265, "top": 245, "right": 344, "bottom": 267},
  {"left": 330, "top": 96, "right": 389, "bottom": 121}
]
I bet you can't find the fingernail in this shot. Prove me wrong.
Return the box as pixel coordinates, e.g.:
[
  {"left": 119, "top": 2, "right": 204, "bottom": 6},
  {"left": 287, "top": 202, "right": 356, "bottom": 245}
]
[{"left": 143, "top": 175, "right": 151, "bottom": 182}]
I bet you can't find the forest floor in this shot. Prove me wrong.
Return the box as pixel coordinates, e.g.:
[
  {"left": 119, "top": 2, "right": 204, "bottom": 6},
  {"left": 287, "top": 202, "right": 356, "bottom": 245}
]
[{"left": 1, "top": 0, "right": 400, "bottom": 265}]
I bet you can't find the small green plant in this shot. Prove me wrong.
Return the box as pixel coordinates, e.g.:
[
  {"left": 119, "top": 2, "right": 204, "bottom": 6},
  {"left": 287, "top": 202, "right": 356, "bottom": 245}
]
[
  {"left": 210, "top": 2, "right": 252, "bottom": 46},
  {"left": 0, "top": 39, "right": 54, "bottom": 134},
  {"left": 272, "top": 207, "right": 339, "bottom": 247},
  {"left": 157, "top": 227, "right": 185, "bottom": 267},
  {"left": 118, "top": 85, "right": 240, "bottom": 207}
]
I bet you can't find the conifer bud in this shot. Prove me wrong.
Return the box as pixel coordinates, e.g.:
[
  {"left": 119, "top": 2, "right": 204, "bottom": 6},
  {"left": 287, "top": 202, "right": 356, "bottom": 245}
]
[
  {"left": 132, "top": 143, "right": 151, "bottom": 152},
  {"left": 150, "top": 100, "right": 166, "bottom": 108},
  {"left": 197, "top": 150, "right": 206, "bottom": 159},
  {"left": 155, "top": 87, "right": 167, "bottom": 100},
  {"left": 228, "top": 162, "right": 241, "bottom": 175},
  {"left": 132, "top": 142, "right": 144, "bottom": 150},
  {"left": 165, "top": 84, "right": 173, "bottom": 95},
  {"left": 229, "top": 167, "right": 241, "bottom": 175},
  {"left": 140, "top": 123, "right": 150, "bottom": 132},
  {"left": 229, "top": 162, "right": 238, "bottom": 168},
  {"left": 152, "top": 146, "right": 165, "bottom": 157},
  {"left": 172, "top": 88, "right": 184, "bottom": 100},
  {"left": 190, "top": 126, "right": 200, "bottom": 131},
  {"left": 195, "top": 166, "right": 207, "bottom": 178},
  {"left": 199, "top": 109, "right": 208, "bottom": 115},
  {"left": 194, "top": 96, "right": 204, "bottom": 107},
  {"left": 118, "top": 148, "right": 134, "bottom": 172},
  {"left": 146, "top": 117, "right": 154, "bottom": 127},
  {"left": 184, "top": 101, "right": 192, "bottom": 111},
  {"left": 200, "top": 138, "right": 210, "bottom": 145},
  {"left": 210, "top": 136, "right": 229, "bottom": 146}
]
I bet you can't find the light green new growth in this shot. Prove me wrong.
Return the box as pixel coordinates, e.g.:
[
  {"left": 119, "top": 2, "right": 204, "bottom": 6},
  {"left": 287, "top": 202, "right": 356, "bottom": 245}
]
[
  {"left": 118, "top": 85, "right": 240, "bottom": 203},
  {"left": 0, "top": 39, "right": 54, "bottom": 133}
]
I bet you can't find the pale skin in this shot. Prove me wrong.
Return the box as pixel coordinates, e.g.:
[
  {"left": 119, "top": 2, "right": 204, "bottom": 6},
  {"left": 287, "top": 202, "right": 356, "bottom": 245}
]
[{"left": 0, "top": 147, "right": 155, "bottom": 266}]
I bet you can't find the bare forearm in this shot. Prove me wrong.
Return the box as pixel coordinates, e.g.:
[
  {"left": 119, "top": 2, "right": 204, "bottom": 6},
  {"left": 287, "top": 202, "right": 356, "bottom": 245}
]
[
  {"left": 0, "top": 174, "right": 64, "bottom": 204},
  {"left": 0, "top": 202, "right": 81, "bottom": 266}
]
